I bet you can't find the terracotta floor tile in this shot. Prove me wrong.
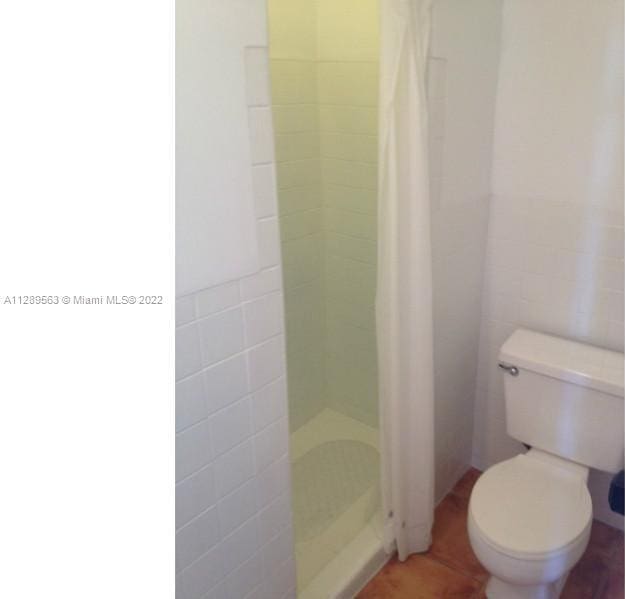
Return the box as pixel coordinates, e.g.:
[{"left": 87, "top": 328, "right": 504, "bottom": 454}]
[
  {"left": 450, "top": 468, "right": 482, "bottom": 500},
  {"left": 428, "top": 493, "right": 488, "bottom": 582},
  {"left": 612, "top": 536, "right": 624, "bottom": 575},
  {"left": 357, "top": 554, "right": 482, "bottom": 599},
  {"left": 562, "top": 553, "right": 610, "bottom": 598},
  {"left": 604, "top": 568, "right": 624, "bottom": 599},
  {"left": 586, "top": 521, "right": 625, "bottom": 562},
  {"left": 360, "top": 469, "right": 623, "bottom": 599}
]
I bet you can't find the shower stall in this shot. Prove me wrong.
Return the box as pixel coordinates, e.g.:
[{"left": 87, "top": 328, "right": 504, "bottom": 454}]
[{"left": 267, "top": 0, "right": 382, "bottom": 593}]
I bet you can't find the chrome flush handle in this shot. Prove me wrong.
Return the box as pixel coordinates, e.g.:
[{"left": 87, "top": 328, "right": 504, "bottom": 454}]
[{"left": 498, "top": 362, "right": 519, "bottom": 376}]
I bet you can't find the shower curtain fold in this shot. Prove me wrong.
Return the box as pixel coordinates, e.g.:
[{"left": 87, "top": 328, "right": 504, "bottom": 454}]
[{"left": 376, "top": 0, "right": 435, "bottom": 561}]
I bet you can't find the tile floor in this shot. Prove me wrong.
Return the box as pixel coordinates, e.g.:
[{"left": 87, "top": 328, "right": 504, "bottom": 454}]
[{"left": 358, "top": 469, "right": 624, "bottom": 599}]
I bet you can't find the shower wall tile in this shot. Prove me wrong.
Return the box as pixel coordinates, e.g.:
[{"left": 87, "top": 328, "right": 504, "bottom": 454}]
[
  {"left": 239, "top": 266, "right": 282, "bottom": 302},
  {"left": 318, "top": 105, "right": 377, "bottom": 136},
  {"left": 269, "top": 10, "right": 327, "bottom": 432},
  {"left": 209, "top": 398, "right": 252, "bottom": 456},
  {"left": 245, "top": 47, "right": 272, "bottom": 107},
  {"left": 196, "top": 282, "right": 240, "bottom": 318},
  {"left": 257, "top": 217, "right": 281, "bottom": 268},
  {"left": 198, "top": 308, "right": 245, "bottom": 367},
  {"left": 176, "top": 322, "right": 202, "bottom": 381},
  {"left": 213, "top": 441, "right": 256, "bottom": 499},
  {"left": 316, "top": 13, "right": 380, "bottom": 427},
  {"left": 175, "top": 32, "right": 295, "bottom": 599},
  {"left": 217, "top": 481, "right": 258, "bottom": 535},
  {"left": 317, "top": 0, "right": 379, "bottom": 62},
  {"left": 317, "top": 62, "right": 378, "bottom": 106},
  {"left": 267, "top": 0, "right": 317, "bottom": 61},
  {"left": 203, "top": 354, "right": 248, "bottom": 414},
  {"left": 251, "top": 164, "right": 278, "bottom": 219},
  {"left": 243, "top": 292, "right": 284, "bottom": 346},
  {"left": 176, "top": 465, "right": 216, "bottom": 530},
  {"left": 247, "top": 335, "right": 286, "bottom": 391},
  {"left": 176, "top": 295, "right": 196, "bottom": 327},
  {"left": 251, "top": 376, "right": 288, "bottom": 432},
  {"left": 176, "top": 372, "right": 208, "bottom": 432}
]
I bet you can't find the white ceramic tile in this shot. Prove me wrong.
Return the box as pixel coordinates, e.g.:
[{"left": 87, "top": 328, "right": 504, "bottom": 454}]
[
  {"left": 607, "top": 291, "right": 625, "bottom": 322},
  {"left": 251, "top": 164, "right": 278, "bottom": 218},
  {"left": 176, "top": 574, "right": 185, "bottom": 599},
  {"left": 214, "top": 440, "right": 255, "bottom": 498},
  {"left": 257, "top": 218, "right": 281, "bottom": 268},
  {"left": 196, "top": 282, "right": 240, "bottom": 318},
  {"left": 245, "top": 47, "right": 271, "bottom": 107},
  {"left": 239, "top": 267, "right": 282, "bottom": 301},
  {"left": 176, "top": 3, "right": 295, "bottom": 594},
  {"left": 176, "top": 465, "right": 216, "bottom": 530},
  {"left": 258, "top": 492, "right": 291, "bottom": 547},
  {"left": 600, "top": 258, "right": 625, "bottom": 291},
  {"left": 217, "top": 479, "right": 258, "bottom": 538},
  {"left": 260, "top": 526, "right": 294, "bottom": 579},
  {"left": 256, "top": 455, "right": 289, "bottom": 508},
  {"left": 176, "top": 420, "right": 213, "bottom": 482},
  {"left": 267, "top": 557, "right": 297, "bottom": 599},
  {"left": 204, "top": 353, "right": 248, "bottom": 414},
  {"left": 179, "top": 545, "right": 224, "bottom": 599},
  {"left": 225, "top": 553, "right": 263, "bottom": 599},
  {"left": 209, "top": 398, "right": 252, "bottom": 456},
  {"left": 176, "top": 507, "right": 220, "bottom": 572},
  {"left": 606, "top": 320, "right": 625, "bottom": 351},
  {"left": 176, "top": 323, "right": 202, "bottom": 381},
  {"left": 254, "top": 417, "right": 288, "bottom": 472},
  {"left": 176, "top": 372, "right": 208, "bottom": 432},
  {"left": 203, "top": 582, "right": 228, "bottom": 599},
  {"left": 176, "top": 295, "right": 196, "bottom": 326},
  {"left": 247, "top": 335, "right": 285, "bottom": 391},
  {"left": 251, "top": 377, "right": 288, "bottom": 432},
  {"left": 249, "top": 107, "right": 275, "bottom": 165},
  {"left": 243, "top": 292, "right": 284, "bottom": 346},
  {"left": 220, "top": 516, "right": 260, "bottom": 576},
  {"left": 198, "top": 308, "right": 245, "bottom": 367}
]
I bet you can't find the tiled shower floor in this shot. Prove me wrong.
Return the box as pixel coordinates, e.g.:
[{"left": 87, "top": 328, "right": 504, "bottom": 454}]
[
  {"left": 290, "top": 409, "right": 383, "bottom": 597},
  {"left": 358, "top": 469, "right": 624, "bottom": 598}
]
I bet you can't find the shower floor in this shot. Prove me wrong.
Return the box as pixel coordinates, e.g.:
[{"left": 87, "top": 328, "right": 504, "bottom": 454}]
[{"left": 290, "top": 409, "right": 385, "bottom": 597}]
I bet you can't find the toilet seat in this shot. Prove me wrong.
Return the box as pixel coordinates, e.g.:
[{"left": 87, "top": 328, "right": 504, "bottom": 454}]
[{"left": 469, "top": 452, "right": 592, "bottom": 561}]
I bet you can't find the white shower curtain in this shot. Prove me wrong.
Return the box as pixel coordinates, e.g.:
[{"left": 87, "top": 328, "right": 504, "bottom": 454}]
[{"left": 376, "top": 0, "right": 435, "bottom": 560}]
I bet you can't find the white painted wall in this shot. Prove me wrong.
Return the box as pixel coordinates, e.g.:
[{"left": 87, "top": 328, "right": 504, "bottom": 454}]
[
  {"left": 429, "top": 0, "right": 503, "bottom": 502},
  {"left": 175, "top": 1, "right": 296, "bottom": 597},
  {"left": 175, "top": 0, "right": 262, "bottom": 296},
  {"left": 473, "top": 0, "right": 624, "bottom": 528}
]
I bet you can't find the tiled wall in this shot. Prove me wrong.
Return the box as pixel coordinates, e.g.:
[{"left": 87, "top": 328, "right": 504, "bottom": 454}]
[
  {"left": 473, "top": 0, "right": 624, "bottom": 527},
  {"left": 429, "top": 0, "right": 503, "bottom": 502},
  {"left": 268, "top": 0, "right": 379, "bottom": 430},
  {"left": 268, "top": 0, "right": 325, "bottom": 432},
  {"left": 175, "top": 39, "right": 297, "bottom": 599},
  {"left": 319, "top": 0, "right": 379, "bottom": 427}
]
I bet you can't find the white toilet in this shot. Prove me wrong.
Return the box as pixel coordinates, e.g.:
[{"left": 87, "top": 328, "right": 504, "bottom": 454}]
[{"left": 468, "top": 329, "right": 624, "bottom": 599}]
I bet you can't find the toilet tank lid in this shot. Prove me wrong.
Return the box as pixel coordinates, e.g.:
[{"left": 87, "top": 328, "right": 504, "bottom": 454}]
[{"left": 500, "top": 329, "right": 624, "bottom": 398}]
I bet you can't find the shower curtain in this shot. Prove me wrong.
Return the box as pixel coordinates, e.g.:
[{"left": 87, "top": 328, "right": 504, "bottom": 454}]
[{"left": 376, "top": 0, "right": 435, "bottom": 560}]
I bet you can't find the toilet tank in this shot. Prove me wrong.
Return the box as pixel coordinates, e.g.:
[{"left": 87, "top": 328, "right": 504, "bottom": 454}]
[{"left": 499, "top": 329, "right": 624, "bottom": 473}]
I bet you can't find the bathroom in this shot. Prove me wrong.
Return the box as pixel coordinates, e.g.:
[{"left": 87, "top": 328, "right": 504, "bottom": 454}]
[{"left": 175, "top": 0, "right": 624, "bottom": 598}]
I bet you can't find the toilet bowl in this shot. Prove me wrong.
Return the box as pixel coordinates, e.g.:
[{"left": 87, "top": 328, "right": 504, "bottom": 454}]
[
  {"left": 467, "top": 329, "right": 624, "bottom": 599},
  {"left": 468, "top": 451, "right": 592, "bottom": 598}
]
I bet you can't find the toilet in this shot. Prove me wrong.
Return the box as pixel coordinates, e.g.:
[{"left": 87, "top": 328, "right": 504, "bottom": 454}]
[{"left": 468, "top": 329, "right": 624, "bottom": 599}]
